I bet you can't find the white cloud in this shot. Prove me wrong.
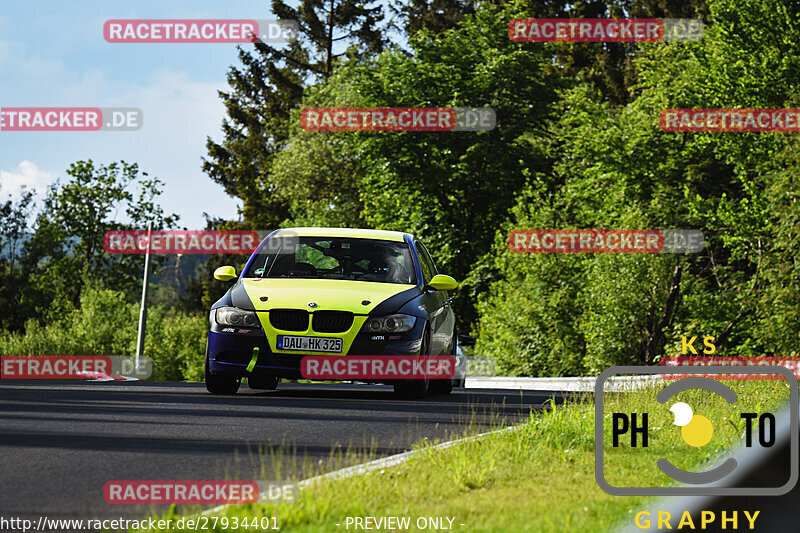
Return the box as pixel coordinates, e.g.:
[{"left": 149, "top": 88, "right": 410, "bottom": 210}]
[
  {"left": 0, "top": 160, "right": 56, "bottom": 200},
  {"left": 0, "top": 25, "right": 241, "bottom": 226},
  {"left": 133, "top": 68, "right": 228, "bottom": 148}
]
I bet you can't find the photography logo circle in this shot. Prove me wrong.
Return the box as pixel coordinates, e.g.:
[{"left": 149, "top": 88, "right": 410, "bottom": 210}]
[
  {"left": 594, "top": 366, "right": 799, "bottom": 496},
  {"left": 670, "top": 402, "right": 713, "bottom": 447}
]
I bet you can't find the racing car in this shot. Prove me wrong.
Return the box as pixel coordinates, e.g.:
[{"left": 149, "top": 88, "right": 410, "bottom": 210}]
[{"left": 205, "top": 227, "right": 459, "bottom": 398}]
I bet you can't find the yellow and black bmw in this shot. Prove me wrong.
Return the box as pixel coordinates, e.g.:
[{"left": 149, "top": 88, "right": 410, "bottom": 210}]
[{"left": 205, "top": 227, "right": 458, "bottom": 398}]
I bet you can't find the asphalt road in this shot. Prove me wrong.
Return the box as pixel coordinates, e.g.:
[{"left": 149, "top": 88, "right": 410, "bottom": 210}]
[{"left": 0, "top": 381, "right": 563, "bottom": 520}]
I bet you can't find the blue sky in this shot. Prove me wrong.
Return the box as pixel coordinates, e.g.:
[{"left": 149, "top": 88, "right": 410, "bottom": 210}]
[{"left": 0, "top": 0, "right": 283, "bottom": 228}]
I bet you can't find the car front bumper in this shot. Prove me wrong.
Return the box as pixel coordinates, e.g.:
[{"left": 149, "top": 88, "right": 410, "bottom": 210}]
[{"left": 207, "top": 318, "right": 427, "bottom": 380}]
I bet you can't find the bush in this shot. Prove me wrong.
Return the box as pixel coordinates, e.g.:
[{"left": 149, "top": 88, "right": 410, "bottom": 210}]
[{"left": 0, "top": 286, "right": 206, "bottom": 381}]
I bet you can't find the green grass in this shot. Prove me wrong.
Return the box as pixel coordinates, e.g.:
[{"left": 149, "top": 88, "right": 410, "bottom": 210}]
[{"left": 137, "top": 379, "right": 791, "bottom": 532}]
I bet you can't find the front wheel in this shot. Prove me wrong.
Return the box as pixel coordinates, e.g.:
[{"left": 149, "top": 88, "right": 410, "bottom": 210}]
[
  {"left": 204, "top": 342, "right": 241, "bottom": 395},
  {"left": 393, "top": 379, "right": 428, "bottom": 399},
  {"left": 429, "top": 332, "right": 457, "bottom": 395},
  {"left": 393, "top": 327, "right": 431, "bottom": 399},
  {"left": 428, "top": 375, "right": 453, "bottom": 395}
]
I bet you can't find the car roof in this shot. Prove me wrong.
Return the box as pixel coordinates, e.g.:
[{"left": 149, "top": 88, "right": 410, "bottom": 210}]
[{"left": 270, "top": 227, "right": 410, "bottom": 243}]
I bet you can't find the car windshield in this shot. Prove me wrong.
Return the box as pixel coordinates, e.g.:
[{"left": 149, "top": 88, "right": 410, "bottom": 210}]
[{"left": 243, "top": 236, "right": 417, "bottom": 284}]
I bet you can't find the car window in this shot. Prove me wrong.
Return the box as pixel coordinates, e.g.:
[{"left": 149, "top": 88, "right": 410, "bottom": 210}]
[
  {"left": 414, "top": 241, "right": 437, "bottom": 283},
  {"left": 419, "top": 242, "right": 438, "bottom": 274},
  {"left": 395, "top": 252, "right": 415, "bottom": 283},
  {"left": 243, "top": 237, "right": 417, "bottom": 284},
  {"left": 296, "top": 242, "right": 339, "bottom": 270}
]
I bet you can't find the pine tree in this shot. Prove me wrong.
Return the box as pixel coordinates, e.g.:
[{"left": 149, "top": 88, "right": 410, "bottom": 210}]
[{"left": 203, "top": 0, "right": 387, "bottom": 228}]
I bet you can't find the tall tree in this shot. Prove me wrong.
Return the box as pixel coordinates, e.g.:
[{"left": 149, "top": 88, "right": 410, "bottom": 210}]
[
  {"left": 392, "top": 0, "right": 480, "bottom": 36},
  {"left": 0, "top": 188, "right": 36, "bottom": 331},
  {"left": 204, "top": 0, "right": 388, "bottom": 228},
  {"left": 16, "top": 161, "right": 178, "bottom": 326}
]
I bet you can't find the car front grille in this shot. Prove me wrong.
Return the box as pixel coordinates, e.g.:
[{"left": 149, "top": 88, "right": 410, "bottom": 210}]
[
  {"left": 312, "top": 311, "right": 354, "bottom": 333},
  {"left": 269, "top": 309, "right": 309, "bottom": 331},
  {"left": 268, "top": 309, "right": 355, "bottom": 333}
]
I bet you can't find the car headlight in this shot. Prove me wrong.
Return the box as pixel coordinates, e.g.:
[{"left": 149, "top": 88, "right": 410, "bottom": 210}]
[
  {"left": 216, "top": 307, "right": 260, "bottom": 327},
  {"left": 362, "top": 314, "right": 416, "bottom": 333}
]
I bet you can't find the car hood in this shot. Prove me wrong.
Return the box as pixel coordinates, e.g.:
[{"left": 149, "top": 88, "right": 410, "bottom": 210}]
[{"left": 238, "top": 278, "right": 418, "bottom": 314}]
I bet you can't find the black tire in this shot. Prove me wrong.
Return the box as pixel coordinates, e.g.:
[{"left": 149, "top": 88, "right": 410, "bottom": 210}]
[
  {"left": 453, "top": 368, "right": 466, "bottom": 389},
  {"left": 248, "top": 374, "right": 279, "bottom": 390},
  {"left": 428, "top": 375, "right": 454, "bottom": 395},
  {"left": 429, "top": 332, "right": 456, "bottom": 395},
  {"left": 204, "top": 342, "right": 241, "bottom": 395},
  {"left": 393, "top": 378, "right": 428, "bottom": 399},
  {"left": 393, "top": 327, "right": 431, "bottom": 399}
]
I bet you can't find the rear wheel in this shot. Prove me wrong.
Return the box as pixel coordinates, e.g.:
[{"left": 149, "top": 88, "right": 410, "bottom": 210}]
[
  {"left": 248, "top": 374, "right": 279, "bottom": 390},
  {"left": 393, "top": 327, "right": 431, "bottom": 399},
  {"left": 204, "top": 342, "right": 241, "bottom": 395},
  {"left": 428, "top": 374, "right": 454, "bottom": 395}
]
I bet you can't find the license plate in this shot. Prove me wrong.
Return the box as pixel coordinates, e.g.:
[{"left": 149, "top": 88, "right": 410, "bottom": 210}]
[{"left": 276, "top": 335, "right": 343, "bottom": 353}]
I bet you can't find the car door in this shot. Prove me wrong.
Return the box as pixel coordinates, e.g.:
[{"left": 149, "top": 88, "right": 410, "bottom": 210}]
[{"left": 414, "top": 240, "right": 453, "bottom": 355}]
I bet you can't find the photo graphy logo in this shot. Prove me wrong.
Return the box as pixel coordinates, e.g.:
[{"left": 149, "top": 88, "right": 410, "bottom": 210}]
[{"left": 595, "top": 366, "right": 798, "bottom": 496}]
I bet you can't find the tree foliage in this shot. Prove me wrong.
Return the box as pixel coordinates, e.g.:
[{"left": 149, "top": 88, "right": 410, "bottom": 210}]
[{"left": 0, "top": 161, "right": 177, "bottom": 332}]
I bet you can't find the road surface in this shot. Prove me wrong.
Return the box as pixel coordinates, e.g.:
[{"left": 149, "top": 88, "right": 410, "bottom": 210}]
[{"left": 0, "top": 381, "right": 564, "bottom": 520}]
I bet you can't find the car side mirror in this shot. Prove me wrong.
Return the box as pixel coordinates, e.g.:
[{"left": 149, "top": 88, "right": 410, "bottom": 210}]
[
  {"left": 458, "top": 334, "right": 476, "bottom": 347},
  {"left": 427, "top": 274, "right": 457, "bottom": 291},
  {"left": 214, "top": 265, "right": 237, "bottom": 281}
]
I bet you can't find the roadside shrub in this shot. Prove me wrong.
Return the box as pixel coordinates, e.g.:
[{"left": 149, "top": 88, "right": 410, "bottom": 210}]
[{"left": 0, "top": 286, "right": 206, "bottom": 381}]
